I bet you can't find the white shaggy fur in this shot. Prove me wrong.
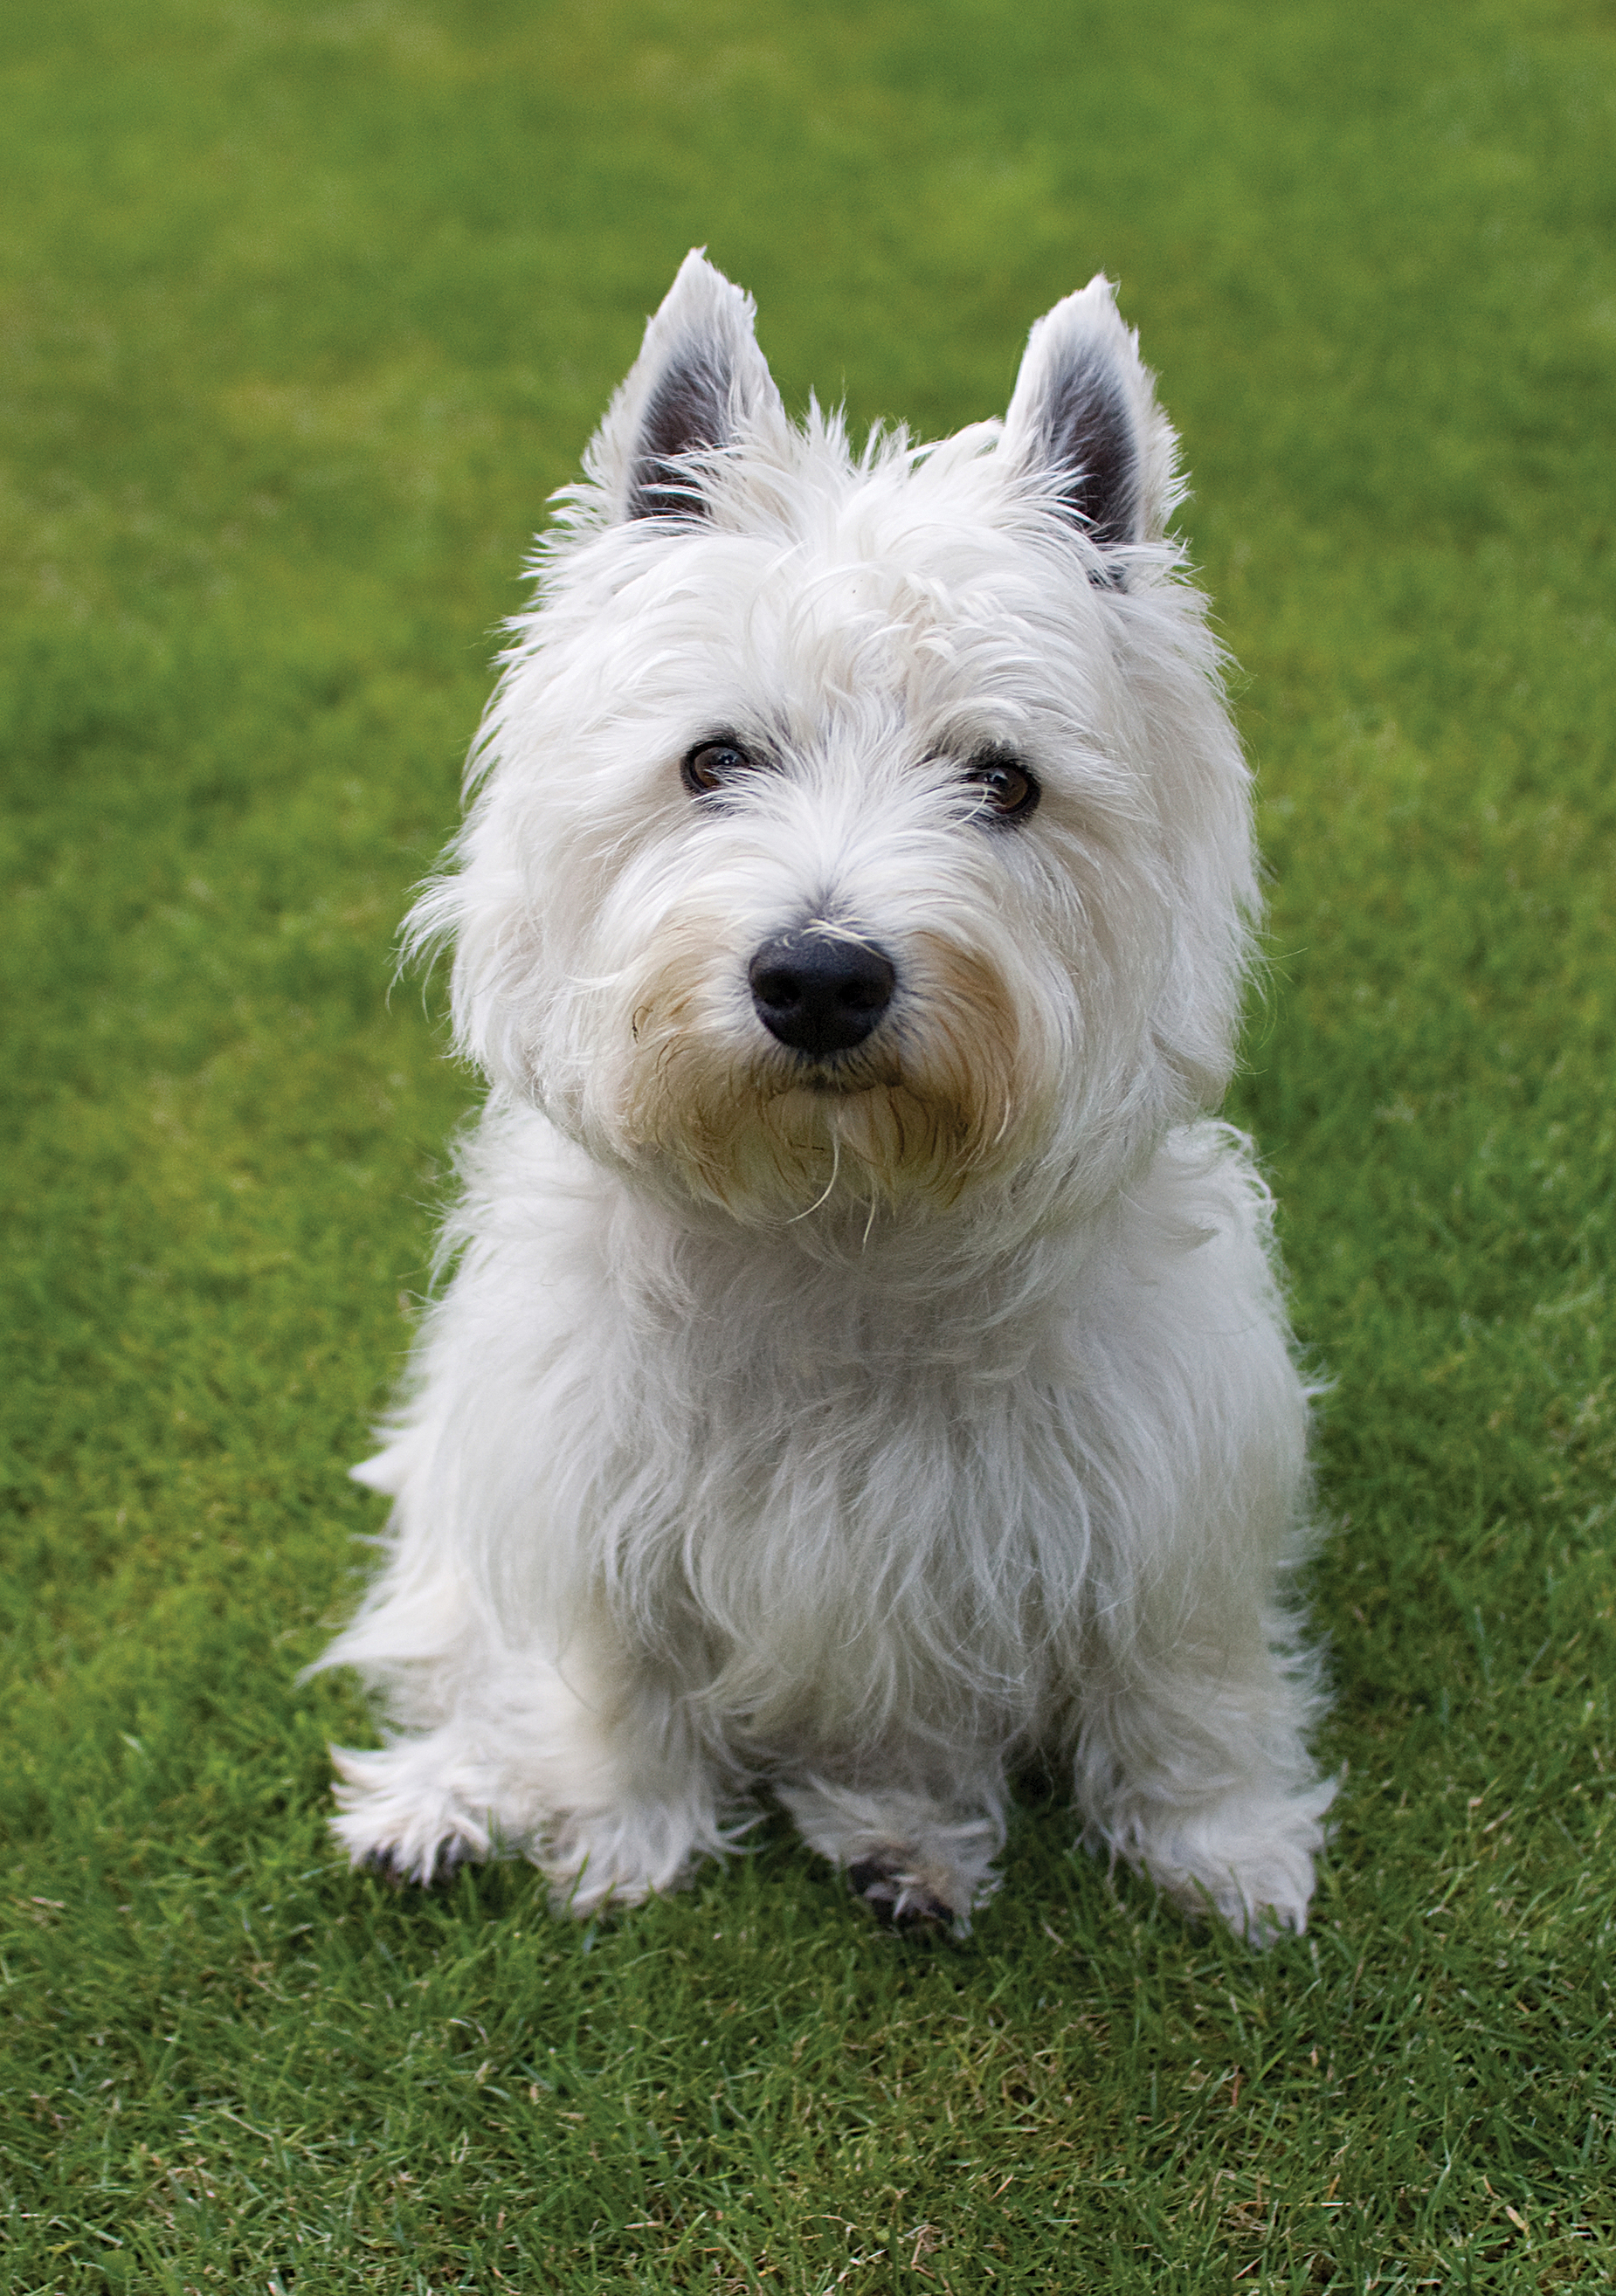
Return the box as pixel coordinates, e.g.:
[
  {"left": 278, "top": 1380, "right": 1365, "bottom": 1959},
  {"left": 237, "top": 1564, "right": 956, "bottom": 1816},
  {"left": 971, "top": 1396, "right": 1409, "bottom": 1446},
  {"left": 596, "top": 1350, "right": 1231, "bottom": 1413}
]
[{"left": 314, "top": 252, "right": 1334, "bottom": 1942}]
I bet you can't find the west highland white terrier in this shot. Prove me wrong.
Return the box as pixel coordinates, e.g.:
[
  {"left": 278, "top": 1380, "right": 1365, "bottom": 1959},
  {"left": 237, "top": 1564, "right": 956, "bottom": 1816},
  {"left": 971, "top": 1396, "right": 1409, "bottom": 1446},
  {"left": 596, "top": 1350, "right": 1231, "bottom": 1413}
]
[{"left": 316, "top": 252, "right": 1334, "bottom": 1941}]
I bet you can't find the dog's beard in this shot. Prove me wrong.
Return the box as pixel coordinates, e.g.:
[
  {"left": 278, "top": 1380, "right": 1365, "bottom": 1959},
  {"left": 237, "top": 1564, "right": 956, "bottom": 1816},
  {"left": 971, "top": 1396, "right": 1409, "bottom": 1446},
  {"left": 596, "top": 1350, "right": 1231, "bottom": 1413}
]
[{"left": 604, "top": 932, "right": 1044, "bottom": 1219}]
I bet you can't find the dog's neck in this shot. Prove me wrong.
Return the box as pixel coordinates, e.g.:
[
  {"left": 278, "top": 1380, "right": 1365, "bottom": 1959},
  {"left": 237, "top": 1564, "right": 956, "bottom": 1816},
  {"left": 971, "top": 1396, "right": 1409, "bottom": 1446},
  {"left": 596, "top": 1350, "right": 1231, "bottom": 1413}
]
[{"left": 598, "top": 1169, "right": 1122, "bottom": 1380}]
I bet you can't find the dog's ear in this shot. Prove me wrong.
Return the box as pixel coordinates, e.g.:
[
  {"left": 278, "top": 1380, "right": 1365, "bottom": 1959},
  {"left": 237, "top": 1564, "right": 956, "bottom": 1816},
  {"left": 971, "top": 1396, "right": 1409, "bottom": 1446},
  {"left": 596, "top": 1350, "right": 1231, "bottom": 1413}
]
[
  {"left": 590, "top": 250, "right": 784, "bottom": 524},
  {"left": 1000, "top": 276, "right": 1177, "bottom": 576}
]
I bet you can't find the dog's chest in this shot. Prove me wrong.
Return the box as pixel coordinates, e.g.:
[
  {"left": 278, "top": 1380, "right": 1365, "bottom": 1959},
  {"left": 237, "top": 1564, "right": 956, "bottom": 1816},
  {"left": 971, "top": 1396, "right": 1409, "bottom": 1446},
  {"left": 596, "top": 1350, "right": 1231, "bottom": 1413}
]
[{"left": 587, "top": 1269, "right": 1094, "bottom": 1727}]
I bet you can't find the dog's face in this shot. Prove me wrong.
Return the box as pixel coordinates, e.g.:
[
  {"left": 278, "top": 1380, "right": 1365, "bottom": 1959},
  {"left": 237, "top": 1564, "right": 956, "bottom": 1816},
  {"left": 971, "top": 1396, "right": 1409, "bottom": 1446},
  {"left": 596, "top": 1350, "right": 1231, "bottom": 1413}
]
[{"left": 423, "top": 256, "right": 1257, "bottom": 1233}]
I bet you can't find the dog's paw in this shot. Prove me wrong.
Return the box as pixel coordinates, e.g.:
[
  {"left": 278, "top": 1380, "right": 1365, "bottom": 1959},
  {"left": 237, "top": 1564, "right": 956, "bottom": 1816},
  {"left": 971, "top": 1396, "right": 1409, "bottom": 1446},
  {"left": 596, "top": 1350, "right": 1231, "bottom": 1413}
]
[
  {"left": 329, "top": 1741, "right": 494, "bottom": 1886},
  {"left": 1121, "top": 1775, "right": 1337, "bottom": 1946},
  {"left": 846, "top": 1853, "right": 965, "bottom": 1934},
  {"left": 781, "top": 1781, "right": 1003, "bottom": 1936},
  {"left": 535, "top": 1794, "right": 742, "bottom": 1918}
]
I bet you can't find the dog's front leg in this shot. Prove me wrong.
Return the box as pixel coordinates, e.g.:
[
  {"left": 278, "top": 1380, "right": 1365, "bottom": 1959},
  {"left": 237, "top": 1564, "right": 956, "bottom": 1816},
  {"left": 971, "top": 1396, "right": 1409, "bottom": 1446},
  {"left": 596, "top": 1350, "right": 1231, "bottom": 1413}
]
[
  {"left": 1071, "top": 1605, "right": 1335, "bottom": 1944},
  {"left": 330, "top": 1617, "right": 739, "bottom": 1913}
]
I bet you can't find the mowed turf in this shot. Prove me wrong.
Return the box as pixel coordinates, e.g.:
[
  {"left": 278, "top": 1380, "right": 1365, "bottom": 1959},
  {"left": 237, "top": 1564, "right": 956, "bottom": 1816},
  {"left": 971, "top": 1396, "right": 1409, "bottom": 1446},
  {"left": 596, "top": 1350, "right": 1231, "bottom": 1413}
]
[{"left": 3, "top": 0, "right": 1614, "bottom": 2286}]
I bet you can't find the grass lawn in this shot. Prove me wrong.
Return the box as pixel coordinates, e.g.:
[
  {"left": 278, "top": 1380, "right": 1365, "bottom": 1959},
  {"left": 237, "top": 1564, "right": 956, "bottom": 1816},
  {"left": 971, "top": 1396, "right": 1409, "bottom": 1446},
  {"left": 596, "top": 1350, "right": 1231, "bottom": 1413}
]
[{"left": 3, "top": 0, "right": 1615, "bottom": 2286}]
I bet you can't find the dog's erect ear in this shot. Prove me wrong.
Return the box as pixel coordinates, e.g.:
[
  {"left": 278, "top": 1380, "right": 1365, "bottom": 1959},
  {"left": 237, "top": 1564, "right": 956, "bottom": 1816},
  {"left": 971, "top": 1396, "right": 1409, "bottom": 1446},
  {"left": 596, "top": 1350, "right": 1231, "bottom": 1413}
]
[
  {"left": 1000, "top": 276, "right": 1177, "bottom": 573},
  {"left": 590, "top": 250, "right": 784, "bottom": 524}
]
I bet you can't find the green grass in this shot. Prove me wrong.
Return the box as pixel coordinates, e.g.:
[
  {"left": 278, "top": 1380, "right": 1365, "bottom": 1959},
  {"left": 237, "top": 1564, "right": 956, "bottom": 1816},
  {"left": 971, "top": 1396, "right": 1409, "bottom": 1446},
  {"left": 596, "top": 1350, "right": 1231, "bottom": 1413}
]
[{"left": 3, "top": 0, "right": 1614, "bottom": 2286}]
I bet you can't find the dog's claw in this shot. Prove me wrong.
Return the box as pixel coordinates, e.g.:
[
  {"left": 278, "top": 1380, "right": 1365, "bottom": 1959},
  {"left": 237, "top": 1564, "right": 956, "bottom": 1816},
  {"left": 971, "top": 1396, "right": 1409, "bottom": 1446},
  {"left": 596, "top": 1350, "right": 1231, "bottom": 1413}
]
[
  {"left": 359, "top": 1845, "right": 460, "bottom": 1890},
  {"left": 847, "top": 1857, "right": 956, "bottom": 1930}
]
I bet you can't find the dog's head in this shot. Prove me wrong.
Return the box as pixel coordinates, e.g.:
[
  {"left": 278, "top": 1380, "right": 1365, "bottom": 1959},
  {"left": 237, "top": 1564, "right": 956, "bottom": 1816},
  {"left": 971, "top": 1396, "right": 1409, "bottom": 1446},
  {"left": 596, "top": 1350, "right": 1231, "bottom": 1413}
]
[{"left": 418, "top": 253, "right": 1256, "bottom": 1235}]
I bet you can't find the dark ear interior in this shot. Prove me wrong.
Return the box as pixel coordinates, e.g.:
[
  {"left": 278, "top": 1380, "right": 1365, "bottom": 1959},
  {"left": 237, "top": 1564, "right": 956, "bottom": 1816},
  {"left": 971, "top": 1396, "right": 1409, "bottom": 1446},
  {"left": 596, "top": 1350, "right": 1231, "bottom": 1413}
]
[
  {"left": 625, "top": 350, "right": 733, "bottom": 523},
  {"left": 1037, "top": 348, "right": 1142, "bottom": 551}
]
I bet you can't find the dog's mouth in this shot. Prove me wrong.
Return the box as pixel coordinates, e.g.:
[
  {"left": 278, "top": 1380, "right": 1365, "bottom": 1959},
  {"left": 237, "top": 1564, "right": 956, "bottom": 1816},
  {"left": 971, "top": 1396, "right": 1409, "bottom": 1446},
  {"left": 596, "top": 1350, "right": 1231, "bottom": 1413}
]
[{"left": 770, "top": 1048, "right": 904, "bottom": 1099}]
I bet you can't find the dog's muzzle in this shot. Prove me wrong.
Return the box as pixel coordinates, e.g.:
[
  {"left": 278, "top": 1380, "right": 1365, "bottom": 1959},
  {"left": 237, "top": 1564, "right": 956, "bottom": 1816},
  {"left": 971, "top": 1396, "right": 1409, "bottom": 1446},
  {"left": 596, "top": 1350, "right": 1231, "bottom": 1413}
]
[{"left": 748, "top": 930, "right": 895, "bottom": 1058}]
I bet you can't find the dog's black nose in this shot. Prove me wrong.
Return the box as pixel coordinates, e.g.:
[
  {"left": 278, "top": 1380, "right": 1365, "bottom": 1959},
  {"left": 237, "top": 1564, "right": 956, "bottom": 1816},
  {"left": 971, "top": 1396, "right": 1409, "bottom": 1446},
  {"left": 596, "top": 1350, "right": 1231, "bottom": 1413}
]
[{"left": 748, "top": 931, "right": 896, "bottom": 1057}]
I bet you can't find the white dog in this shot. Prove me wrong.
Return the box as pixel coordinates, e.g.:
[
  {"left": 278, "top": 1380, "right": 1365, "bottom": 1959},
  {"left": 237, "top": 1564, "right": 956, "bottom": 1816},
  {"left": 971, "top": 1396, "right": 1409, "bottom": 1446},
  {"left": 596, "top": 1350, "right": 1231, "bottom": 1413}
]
[{"left": 316, "top": 252, "right": 1334, "bottom": 1941}]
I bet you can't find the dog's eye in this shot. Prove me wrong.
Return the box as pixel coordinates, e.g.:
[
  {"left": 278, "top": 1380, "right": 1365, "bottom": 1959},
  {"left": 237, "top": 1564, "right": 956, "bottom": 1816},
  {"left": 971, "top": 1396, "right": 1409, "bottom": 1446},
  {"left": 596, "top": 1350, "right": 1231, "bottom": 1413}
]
[
  {"left": 681, "top": 738, "right": 754, "bottom": 796},
  {"left": 963, "top": 749, "right": 1039, "bottom": 824}
]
